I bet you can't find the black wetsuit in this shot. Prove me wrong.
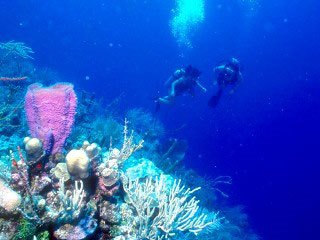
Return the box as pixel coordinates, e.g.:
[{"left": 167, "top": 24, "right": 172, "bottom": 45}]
[
  {"left": 174, "top": 76, "right": 197, "bottom": 96},
  {"left": 217, "top": 63, "right": 239, "bottom": 86},
  {"left": 209, "top": 63, "right": 240, "bottom": 108}
]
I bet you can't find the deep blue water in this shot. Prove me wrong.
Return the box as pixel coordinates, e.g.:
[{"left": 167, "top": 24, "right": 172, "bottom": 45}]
[{"left": 1, "top": 0, "right": 320, "bottom": 239}]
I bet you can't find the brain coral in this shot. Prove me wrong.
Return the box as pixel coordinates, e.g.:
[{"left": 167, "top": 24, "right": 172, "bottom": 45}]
[{"left": 66, "top": 149, "right": 90, "bottom": 179}]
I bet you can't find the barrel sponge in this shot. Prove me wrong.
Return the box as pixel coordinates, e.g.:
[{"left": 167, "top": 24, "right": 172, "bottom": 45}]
[
  {"left": 0, "top": 180, "right": 21, "bottom": 212},
  {"left": 66, "top": 149, "right": 90, "bottom": 179}
]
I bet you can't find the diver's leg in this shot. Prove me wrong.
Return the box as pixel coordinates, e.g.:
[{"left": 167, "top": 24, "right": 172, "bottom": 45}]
[
  {"left": 169, "top": 81, "right": 178, "bottom": 97},
  {"left": 157, "top": 81, "right": 179, "bottom": 105}
]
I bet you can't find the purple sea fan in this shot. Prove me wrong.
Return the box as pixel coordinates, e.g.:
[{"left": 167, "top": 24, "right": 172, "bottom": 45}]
[{"left": 25, "top": 83, "right": 77, "bottom": 154}]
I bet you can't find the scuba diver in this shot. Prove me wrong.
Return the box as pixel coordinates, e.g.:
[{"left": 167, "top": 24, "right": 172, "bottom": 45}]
[
  {"left": 208, "top": 57, "right": 242, "bottom": 108},
  {"left": 156, "top": 65, "right": 207, "bottom": 110}
]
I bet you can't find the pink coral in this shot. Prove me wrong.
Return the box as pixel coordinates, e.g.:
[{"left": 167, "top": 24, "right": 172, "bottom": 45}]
[{"left": 25, "top": 83, "right": 77, "bottom": 154}]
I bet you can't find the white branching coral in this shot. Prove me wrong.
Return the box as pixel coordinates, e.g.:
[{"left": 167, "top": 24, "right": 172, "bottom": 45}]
[
  {"left": 119, "top": 119, "right": 144, "bottom": 162},
  {"left": 57, "top": 178, "right": 85, "bottom": 219},
  {"left": 122, "top": 175, "right": 219, "bottom": 239},
  {"left": 108, "top": 119, "right": 143, "bottom": 166}
]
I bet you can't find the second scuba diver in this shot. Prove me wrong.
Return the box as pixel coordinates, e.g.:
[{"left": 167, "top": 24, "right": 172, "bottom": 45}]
[{"left": 208, "top": 57, "right": 242, "bottom": 108}]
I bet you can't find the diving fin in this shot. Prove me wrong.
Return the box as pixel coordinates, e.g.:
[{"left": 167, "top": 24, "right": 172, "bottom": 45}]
[{"left": 208, "top": 89, "right": 223, "bottom": 108}]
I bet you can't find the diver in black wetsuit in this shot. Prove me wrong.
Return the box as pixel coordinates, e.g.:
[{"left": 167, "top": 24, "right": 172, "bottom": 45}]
[
  {"left": 156, "top": 65, "right": 207, "bottom": 108},
  {"left": 208, "top": 58, "right": 242, "bottom": 108}
]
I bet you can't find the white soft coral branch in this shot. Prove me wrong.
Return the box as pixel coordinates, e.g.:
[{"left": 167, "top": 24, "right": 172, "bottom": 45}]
[{"left": 123, "top": 175, "right": 219, "bottom": 239}]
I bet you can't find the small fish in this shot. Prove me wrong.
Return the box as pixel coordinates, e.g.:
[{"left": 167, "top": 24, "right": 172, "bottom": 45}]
[
  {"left": 12, "top": 159, "right": 18, "bottom": 167},
  {"left": 36, "top": 163, "right": 42, "bottom": 170}
]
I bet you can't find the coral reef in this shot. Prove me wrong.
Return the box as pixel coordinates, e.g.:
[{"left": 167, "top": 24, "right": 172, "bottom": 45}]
[
  {"left": 0, "top": 47, "right": 258, "bottom": 239},
  {"left": 0, "top": 110, "right": 216, "bottom": 239}
]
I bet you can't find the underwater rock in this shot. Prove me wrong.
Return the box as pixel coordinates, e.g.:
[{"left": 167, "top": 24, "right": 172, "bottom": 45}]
[
  {"left": 0, "top": 179, "right": 21, "bottom": 214},
  {"left": 109, "top": 148, "right": 121, "bottom": 159},
  {"left": 117, "top": 203, "right": 137, "bottom": 237},
  {"left": 99, "top": 201, "right": 121, "bottom": 224},
  {"left": 50, "top": 162, "right": 71, "bottom": 182},
  {"left": 103, "top": 148, "right": 121, "bottom": 169},
  {"left": 97, "top": 164, "right": 120, "bottom": 197},
  {"left": 82, "top": 141, "right": 102, "bottom": 171},
  {"left": 83, "top": 141, "right": 101, "bottom": 160},
  {"left": 101, "top": 168, "right": 119, "bottom": 187},
  {"left": 54, "top": 216, "right": 97, "bottom": 240},
  {"left": 95, "top": 148, "right": 121, "bottom": 197},
  {"left": 37, "top": 198, "right": 46, "bottom": 210},
  {"left": 0, "top": 156, "right": 11, "bottom": 182},
  {"left": 0, "top": 218, "right": 18, "bottom": 239},
  {"left": 123, "top": 157, "right": 162, "bottom": 181},
  {"left": 113, "top": 236, "right": 126, "bottom": 240},
  {"left": 54, "top": 223, "right": 87, "bottom": 240},
  {"left": 31, "top": 174, "right": 52, "bottom": 194},
  {"left": 105, "top": 202, "right": 139, "bottom": 238},
  {"left": 66, "top": 149, "right": 90, "bottom": 179}
]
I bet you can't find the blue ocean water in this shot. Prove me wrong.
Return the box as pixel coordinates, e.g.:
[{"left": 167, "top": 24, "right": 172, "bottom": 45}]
[{"left": 0, "top": 0, "right": 319, "bottom": 239}]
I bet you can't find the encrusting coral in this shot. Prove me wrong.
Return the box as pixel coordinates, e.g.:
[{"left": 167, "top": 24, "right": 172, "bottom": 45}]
[{"left": 50, "top": 162, "right": 71, "bottom": 182}]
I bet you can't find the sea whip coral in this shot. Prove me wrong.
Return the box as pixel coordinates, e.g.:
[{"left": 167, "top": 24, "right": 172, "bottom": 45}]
[{"left": 25, "top": 83, "right": 77, "bottom": 154}]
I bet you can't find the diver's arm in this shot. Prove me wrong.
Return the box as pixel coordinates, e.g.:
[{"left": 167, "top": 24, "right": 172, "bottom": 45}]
[
  {"left": 213, "top": 65, "right": 226, "bottom": 85},
  {"left": 166, "top": 69, "right": 185, "bottom": 86},
  {"left": 214, "top": 65, "right": 225, "bottom": 72},
  {"left": 195, "top": 80, "right": 207, "bottom": 93},
  {"left": 159, "top": 95, "right": 174, "bottom": 104}
]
